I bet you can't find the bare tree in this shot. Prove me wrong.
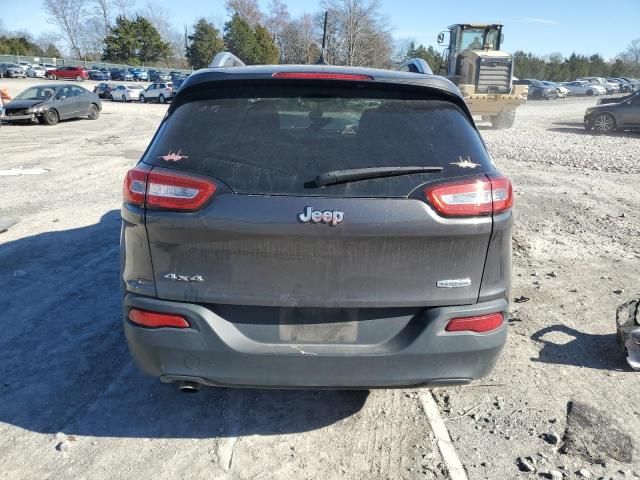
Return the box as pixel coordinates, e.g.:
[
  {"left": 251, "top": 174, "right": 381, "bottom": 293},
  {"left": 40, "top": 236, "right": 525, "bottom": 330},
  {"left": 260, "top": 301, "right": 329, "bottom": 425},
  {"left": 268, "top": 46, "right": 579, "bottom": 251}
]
[
  {"left": 225, "top": 0, "right": 263, "bottom": 27},
  {"left": 112, "top": 0, "right": 133, "bottom": 17},
  {"left": 139, "top": 2, "right": 184, "bottom": 63},
  {"left": 35, "top": 32, "right": 62, "bottom": 54},
  {"left": 320, "top": 0, "right": 392, "bottom": 68},
  {"left": 43, "top": 0, "right": 86, "bottom": 58},
  {"left": 624, "top": 39, "right": 640, "bottom": 64},
  {"left": 90, "top": 0, "right": 112, "bottom": 38},
  {"left": 278, "top": 13, "right": 319, "bottom": 64},
  {"left": 266, "top": 0, "right": 289, "bottom": 38}
]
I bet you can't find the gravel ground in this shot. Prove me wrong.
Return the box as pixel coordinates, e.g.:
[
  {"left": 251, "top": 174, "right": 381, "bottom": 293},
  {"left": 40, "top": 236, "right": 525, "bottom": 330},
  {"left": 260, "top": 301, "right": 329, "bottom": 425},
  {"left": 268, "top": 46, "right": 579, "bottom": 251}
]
[{"left": 1, "top": 78, "right": 639, "bottom": 479}]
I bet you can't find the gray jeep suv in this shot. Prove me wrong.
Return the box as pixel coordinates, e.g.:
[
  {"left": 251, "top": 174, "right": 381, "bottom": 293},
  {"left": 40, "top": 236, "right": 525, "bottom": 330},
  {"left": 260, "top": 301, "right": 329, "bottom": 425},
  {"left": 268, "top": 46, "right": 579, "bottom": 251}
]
[{"left": 121, "top": 64, "right": 513, "bottom": 390}]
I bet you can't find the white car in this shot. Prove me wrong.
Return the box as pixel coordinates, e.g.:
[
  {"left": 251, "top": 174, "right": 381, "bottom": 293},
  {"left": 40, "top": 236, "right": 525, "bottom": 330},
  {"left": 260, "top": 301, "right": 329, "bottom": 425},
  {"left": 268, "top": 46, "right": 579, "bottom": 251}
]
[
  {"left": 577, "top": 77, "right": 619, "bottom": 94},
  {"left": 26, "top": 65, "right": 47, "bottom": 78},
  {"left": 39, "top": 63, "right": 58, "bottom": 72},
  {"left": 541, "top": 81, "right": 570, "bottom": 98},
  {"left": 561, "top": 81, "right": 606, "bottom": 96},
  {"left": 17, "top": 61, "right": 33, "bottom": 72},
  {"left": 111, "top": 84, "right": 145, "bottom": 102},
  {"left": 139, "top": 82, "right": 173, "bottom": 104}
]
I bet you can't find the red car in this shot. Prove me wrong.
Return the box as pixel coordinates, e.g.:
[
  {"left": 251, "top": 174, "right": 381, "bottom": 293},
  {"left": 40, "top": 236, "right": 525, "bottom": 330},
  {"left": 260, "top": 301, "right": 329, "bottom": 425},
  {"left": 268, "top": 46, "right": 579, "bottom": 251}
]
[{"left": 47, "top": 66, "right": 88, "bottom": 81}]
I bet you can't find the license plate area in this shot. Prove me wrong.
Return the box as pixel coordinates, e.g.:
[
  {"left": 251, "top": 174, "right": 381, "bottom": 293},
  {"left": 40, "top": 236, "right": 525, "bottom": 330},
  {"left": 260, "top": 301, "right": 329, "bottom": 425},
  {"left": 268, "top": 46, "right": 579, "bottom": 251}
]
[{"left": 210, "top": 305, "right": 420, "bottom": 346}]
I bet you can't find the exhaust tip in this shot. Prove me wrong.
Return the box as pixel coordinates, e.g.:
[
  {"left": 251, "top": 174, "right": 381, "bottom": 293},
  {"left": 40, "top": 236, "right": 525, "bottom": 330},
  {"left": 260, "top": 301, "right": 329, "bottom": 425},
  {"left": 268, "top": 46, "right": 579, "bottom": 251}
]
[{"left": 178, "top": 381, "right": 201, "bottom": 393}]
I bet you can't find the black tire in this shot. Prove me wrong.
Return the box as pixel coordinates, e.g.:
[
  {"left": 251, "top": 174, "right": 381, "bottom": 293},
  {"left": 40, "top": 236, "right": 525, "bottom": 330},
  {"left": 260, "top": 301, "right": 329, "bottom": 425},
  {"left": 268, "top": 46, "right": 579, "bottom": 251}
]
[
  {"left": 593, "top": 113, "right": 615, "bottom": 134},
  {"left": 48, "top": 74, "right": 57, "bottom": 80},
  {"left": 76, "top": 75, "right": 83, "bottom": 81},
  {"left": 122, "top": 94, "right": 127, "bottom": 102},
  {"left": 491, "top": 110, "right": 516, "bottom": 129},
  {"left": 158, "top": 94, "right": 166, "bottom": 104},
  {"left": 43, "top": 109, "right": 59, "bottom": 126},
  {"left": 139, "top": 94, "right": 146, "bottom": 103},
  {"left": 586, "top": 89, "right": 593, "bottom": 96},
  {"left": 87, "top": 104, "right": 99, "bottom": 120}
]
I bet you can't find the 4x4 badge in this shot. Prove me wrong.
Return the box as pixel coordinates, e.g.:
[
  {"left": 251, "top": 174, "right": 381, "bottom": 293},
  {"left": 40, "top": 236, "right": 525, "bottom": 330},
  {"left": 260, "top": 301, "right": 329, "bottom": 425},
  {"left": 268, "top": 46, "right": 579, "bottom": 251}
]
[{"left": 298, "top": 206, "right": 344, "bottom": 226}]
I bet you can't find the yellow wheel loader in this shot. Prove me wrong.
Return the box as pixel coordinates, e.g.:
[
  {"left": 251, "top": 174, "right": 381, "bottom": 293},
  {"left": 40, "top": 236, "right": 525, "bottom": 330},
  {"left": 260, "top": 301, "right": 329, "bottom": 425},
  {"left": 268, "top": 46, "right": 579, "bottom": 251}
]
[{"left": 401, "top": 24, "right": 527, "bottom": 129}]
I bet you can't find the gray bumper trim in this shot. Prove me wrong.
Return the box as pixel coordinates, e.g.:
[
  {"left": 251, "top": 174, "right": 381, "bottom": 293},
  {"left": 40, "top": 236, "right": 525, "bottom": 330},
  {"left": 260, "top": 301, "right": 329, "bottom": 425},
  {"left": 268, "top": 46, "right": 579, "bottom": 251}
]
[{"left": 124, "top": 294, "right": 508, "bottom": 388}]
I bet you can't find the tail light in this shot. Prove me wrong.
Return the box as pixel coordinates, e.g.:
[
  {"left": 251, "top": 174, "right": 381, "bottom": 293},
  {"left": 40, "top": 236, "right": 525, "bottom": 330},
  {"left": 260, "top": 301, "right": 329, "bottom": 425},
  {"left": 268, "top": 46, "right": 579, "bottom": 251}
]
[
  {"left": 123, "top": 165, "right": 216, "bottom": 211},
  {"left": 424, "top": 175, "right": 513, "bottom": 217},
  {"left": 128, "top": 308, "right": 190, "bottom": 328},
  {"left": 445, "top": 313, "right": 504, "bottom": 333}
]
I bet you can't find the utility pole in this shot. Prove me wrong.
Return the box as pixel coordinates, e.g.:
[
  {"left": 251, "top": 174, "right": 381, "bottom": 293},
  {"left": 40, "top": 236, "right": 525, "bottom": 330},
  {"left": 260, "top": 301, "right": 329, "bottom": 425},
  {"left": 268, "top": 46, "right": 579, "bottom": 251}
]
[{"left": 316, "top": 11, "right": 328, "bottom": 65}]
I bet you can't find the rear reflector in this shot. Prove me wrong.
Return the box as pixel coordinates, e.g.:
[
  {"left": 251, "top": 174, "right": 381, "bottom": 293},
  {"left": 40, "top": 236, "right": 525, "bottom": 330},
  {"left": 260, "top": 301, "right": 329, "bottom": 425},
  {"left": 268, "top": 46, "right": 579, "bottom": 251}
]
[
  {"left": 272, "top": 72, "right": 373, "bottom": 81},
  {"left": 445, "top": 313, "right": 504, "bottom": 333},
  {"left": 123, "top": 164, "right": 151, "bottom": 207},
  {"left": 128, "top": 308, "right": 190, "bottom": 328},
  {"left": 425, "top": 175, "right": 513, "bottom": 217},
  {"left": 123, "top": 165, "right": 217, "bottom": 211}
]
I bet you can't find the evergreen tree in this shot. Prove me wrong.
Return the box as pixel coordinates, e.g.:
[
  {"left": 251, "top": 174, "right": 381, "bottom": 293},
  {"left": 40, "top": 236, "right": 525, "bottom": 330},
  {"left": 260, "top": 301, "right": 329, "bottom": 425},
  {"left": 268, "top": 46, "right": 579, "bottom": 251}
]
[
  {"left": 186, "top": 18, "right": 225, "bottom": 69},
  {"left": 254, "top": 24, "right": 279, "bottom": 64},
  {"left": 103, "top": 15, "right": 170, "bottom": 64},
  {"left": 224, "top": 13, "right": 259, "bottom": 64}
]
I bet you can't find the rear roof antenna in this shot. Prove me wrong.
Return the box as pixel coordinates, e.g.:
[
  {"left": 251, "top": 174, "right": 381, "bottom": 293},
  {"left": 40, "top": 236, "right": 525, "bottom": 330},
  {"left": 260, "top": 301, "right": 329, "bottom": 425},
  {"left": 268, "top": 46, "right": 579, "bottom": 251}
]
[{"left": 315, "top": 11, "right": 328, "bottom": 65}]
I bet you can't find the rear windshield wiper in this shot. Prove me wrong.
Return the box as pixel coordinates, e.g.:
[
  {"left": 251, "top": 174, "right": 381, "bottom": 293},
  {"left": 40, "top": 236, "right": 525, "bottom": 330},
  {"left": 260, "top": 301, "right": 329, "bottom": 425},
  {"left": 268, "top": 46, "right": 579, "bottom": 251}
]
[{"left": 313, "top": 166, "right": 443, "bottom": 187}]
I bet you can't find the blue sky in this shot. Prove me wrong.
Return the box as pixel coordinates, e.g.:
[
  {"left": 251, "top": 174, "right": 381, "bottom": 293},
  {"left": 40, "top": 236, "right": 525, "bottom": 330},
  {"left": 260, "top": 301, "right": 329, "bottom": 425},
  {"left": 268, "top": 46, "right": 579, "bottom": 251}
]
[{"left": 2, "top": 0, "right": 639, "bottom": 59}]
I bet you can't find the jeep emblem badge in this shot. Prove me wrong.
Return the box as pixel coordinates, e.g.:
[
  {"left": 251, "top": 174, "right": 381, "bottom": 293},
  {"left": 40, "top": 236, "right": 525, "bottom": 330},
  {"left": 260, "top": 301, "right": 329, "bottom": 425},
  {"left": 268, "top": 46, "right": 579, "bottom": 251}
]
[{"left": 298, "top": 206, "right": 344, "bottom": 226}]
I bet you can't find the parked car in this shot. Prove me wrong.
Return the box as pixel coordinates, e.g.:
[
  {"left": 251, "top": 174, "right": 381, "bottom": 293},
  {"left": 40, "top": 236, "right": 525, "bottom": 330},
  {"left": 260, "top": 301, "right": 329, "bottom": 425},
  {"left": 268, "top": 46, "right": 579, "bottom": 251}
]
[
  {"left": 598, "top": 90, "right": 638, "bottom": 105},
  {"left": 513, "top": 79, "right": 557, "bottom": 100},
  {"left": 2, "top": 83, "right": 101, "bottom": 125},
  {"left": 121, "top": 61, "right": 513, "bottom": 390},
  {"left": 541, "top": 81, "right": 570, "bottom": 98},
  {"left": 93, "top": 82, "right": 117, "bottom": 99},
  {"left": 111, "top": 69, "right": 134, "bottom": 81},
  {"left": 17, "top": 61, "right": 33, "bottom": 72},
  {"left": 607, "top": 78, "right": 633, "bottom": 93},
  {"left": 171, "top": 76, "right": 187, "bottom": 93},
  {"left": 150, "top": 70, "right": 170, "bottom": 82},
  {"left": 139, "top": 82, "right": 173, "bottom": 103},
  {"left": 39, "top": 63, "right": 58, "bottom": 72},
  {"left": 577, "top": 77, "right": 618, "bottom": 94},
  {"left": 129, "top": 68, "right": 149, "bottom": 81},
  {"left": 26, "top": 65, "right": 47, "bottom": 78},
  {"left": 585, "top": 90, "right": 640, "bottom": 133},
  {"left": 47, "top": 66, "right": 88, "bottom": 81},
  {"left": 0, "top": 63, "right": 28, "bottom": 78},
  {"left": 110, "top": 84, "right": 144, "bottom": 102},
  {"left": 561, "top": 81, "right": 606, "bottom": 96},
  {"left": 88, "top": 69, "right": 110, "bottom": 81},
  {"left": 620, "top": 78, "right": 640, "bottom": 91}
]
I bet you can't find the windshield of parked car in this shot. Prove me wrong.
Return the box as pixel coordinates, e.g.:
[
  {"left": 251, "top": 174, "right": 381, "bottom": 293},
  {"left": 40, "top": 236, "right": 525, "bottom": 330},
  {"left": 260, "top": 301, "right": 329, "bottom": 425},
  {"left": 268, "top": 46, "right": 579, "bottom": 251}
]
[
  {"left": 14, "top": 86, "right": 57, "bottom": 100},
  {"left": 144, "top": 84, "right": 495, "bottom": 197},
  {"left": 529, "top": 80, "right": 545, "bottom": 87}
]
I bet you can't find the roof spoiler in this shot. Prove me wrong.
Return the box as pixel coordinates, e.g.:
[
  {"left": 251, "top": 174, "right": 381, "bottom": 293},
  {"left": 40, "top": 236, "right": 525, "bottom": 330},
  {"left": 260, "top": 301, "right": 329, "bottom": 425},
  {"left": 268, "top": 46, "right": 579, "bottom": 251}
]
[
  {"left": 397, "top": 58, "right": 433, "bottom": 75},
  {"left": 209, "top": 52, "right": 246, "bottom": 68}
]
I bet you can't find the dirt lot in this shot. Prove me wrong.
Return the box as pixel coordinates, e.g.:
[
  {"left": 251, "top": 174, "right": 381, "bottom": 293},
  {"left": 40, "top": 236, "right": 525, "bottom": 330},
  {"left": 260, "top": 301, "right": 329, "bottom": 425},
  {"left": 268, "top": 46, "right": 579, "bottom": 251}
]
[{"left": 1, "top": 78, "right": 639, "bottom": 480}]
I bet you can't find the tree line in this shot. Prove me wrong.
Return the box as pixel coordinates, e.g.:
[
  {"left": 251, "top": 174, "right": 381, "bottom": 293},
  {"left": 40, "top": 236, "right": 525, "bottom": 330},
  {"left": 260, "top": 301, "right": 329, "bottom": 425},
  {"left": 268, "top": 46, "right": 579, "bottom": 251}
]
[{"left": 512, "top": 46, "right": 640, "bottom": 81}]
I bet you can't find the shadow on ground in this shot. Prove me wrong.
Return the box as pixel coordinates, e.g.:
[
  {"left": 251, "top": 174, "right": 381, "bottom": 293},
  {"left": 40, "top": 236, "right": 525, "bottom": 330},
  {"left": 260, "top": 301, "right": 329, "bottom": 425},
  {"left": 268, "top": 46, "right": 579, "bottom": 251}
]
[
  {"left": 530, "top": 324, "right": 628, "bottom": 371},
  {"left": 0, "top": 210, "right": 368, "bottom": 439}
]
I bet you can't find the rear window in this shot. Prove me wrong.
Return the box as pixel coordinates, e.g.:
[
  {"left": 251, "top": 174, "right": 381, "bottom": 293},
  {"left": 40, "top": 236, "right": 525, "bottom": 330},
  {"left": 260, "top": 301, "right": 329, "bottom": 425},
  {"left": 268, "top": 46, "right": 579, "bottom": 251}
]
[{"left": 143, "top": 84, "right": 495, "bottom": 197}]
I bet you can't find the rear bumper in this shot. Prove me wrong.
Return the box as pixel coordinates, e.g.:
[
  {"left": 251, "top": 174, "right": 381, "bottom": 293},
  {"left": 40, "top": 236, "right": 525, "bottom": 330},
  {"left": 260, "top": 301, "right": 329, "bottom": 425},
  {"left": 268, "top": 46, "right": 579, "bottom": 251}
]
[{"left": 123, "top": 294, "right": 508, "bottom": 388}]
